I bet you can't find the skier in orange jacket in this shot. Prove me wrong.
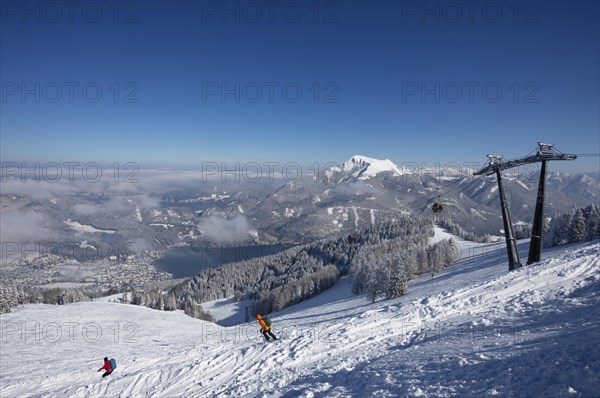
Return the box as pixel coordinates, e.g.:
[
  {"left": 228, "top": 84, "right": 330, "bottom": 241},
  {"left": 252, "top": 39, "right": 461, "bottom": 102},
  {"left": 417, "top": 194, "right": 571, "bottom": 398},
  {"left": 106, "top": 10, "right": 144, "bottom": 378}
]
[{"left": 256, "top": 314, "right": 278, "bottom": 341}]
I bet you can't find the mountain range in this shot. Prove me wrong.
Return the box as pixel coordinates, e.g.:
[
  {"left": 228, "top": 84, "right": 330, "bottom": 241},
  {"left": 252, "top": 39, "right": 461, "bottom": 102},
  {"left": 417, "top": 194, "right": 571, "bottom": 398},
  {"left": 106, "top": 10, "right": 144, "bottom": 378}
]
[
  {"left": 197, "top": 155, "right": 599, "bottom": 243},
  {"left": 1, "top": 155, "right": 597, "bottom": 263}
]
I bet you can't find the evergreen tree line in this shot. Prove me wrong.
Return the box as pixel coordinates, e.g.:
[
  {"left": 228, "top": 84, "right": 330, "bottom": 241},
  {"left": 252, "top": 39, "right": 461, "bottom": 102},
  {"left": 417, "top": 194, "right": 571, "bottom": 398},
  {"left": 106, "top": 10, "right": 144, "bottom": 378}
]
[
  {"left": 0, "top": 279, "right": 215, "bottom": 321},
  {"left": 253, "top": 265, "right": 339, "bottom": 314},
  {"left": 437, "top": 218, "right": 494, "bottom": 242},
  {"left": 35, "top": 287, "right": 93, "bottom": 305},
  {"left": 543, "top": 204, "right": 600, "bottom": 248},
  {"left": 0, "top": 282, "right": 27, "bottom": 313},
  {"left": 170, "top": 216, "right": 439, "bottom": 317},
  {"left": 0, "top": 284, "right": 98, "bottom": 313},
  {"left": 351, "top": 238, "right": 458, "bottom": 302},
  {"left": 437, "top": 217, "right": 532, "bottom": 242},
  {"left": 130, "top": 289, "right": 214, "bottom": 322}
]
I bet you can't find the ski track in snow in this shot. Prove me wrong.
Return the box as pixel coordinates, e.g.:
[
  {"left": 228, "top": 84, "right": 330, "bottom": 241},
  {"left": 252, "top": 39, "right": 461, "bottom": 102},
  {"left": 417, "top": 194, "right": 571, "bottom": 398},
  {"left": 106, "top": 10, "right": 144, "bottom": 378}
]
[{"left": 1, "top": 233, "right": 599, "bottom": 398}]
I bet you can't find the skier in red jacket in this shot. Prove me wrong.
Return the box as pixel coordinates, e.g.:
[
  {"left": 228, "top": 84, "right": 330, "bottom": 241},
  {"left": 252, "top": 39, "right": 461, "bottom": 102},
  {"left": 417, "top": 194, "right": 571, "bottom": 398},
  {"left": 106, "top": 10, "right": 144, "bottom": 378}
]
[{"left": 98, "top": 357, "right": 112, "bottom": 378}]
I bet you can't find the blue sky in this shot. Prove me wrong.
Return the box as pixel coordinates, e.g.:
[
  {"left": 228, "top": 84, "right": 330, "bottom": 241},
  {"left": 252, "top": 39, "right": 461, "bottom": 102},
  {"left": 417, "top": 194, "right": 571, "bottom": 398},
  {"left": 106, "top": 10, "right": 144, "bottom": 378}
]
[{"left": 1, "top": 1, "right": 598, "bottom": 172}]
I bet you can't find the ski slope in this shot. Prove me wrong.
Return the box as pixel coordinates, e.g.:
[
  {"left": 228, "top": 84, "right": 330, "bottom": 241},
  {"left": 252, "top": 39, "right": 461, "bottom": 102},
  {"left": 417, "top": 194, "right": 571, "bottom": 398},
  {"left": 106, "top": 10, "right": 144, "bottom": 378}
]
[{"left": 1, "top": 234, "right": 599, "bottom": 397}]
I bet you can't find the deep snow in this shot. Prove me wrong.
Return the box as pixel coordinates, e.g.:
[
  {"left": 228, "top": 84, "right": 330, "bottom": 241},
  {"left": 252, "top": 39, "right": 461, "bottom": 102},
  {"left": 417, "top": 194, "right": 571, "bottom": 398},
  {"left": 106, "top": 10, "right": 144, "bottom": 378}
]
[{"left": 1, "top": 231, "right": 599, "bottom": 397}]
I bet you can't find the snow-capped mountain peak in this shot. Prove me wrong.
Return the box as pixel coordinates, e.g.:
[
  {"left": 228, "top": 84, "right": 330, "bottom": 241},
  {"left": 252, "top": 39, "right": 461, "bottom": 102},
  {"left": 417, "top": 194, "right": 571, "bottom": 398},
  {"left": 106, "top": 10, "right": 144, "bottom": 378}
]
[{"left": 342, "top": 155, "right": 405, "bottom": 179}]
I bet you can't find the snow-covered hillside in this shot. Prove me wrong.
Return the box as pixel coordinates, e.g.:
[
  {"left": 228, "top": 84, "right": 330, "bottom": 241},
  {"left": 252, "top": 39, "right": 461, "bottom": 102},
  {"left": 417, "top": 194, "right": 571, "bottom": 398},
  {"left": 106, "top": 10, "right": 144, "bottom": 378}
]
[{"left": 1, "top": 235, "right": 599, "bottom": 397}]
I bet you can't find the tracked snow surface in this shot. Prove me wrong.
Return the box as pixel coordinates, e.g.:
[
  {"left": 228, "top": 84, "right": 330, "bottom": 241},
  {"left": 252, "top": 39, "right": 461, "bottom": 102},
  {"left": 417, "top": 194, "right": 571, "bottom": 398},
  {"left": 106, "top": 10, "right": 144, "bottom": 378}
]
[{"left": 1, "top": 231, "right": 599, "bottom": 397}]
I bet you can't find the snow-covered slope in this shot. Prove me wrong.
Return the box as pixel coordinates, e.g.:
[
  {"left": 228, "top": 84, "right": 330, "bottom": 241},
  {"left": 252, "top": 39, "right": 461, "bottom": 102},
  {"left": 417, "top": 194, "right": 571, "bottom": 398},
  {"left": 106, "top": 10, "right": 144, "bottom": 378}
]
[{"left": 1, "top": 237, "right": 599, "bottom": 397}]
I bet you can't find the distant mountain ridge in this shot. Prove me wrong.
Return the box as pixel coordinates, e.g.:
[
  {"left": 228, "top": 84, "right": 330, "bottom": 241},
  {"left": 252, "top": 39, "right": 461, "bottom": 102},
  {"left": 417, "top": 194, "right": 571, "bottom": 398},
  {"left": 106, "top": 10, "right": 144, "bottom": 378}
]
[
  {"left": 2, "top": 155, "right": 598, "bottom": 261},
  {"left": 212, "top": 155, "right": 599, "bottom": 243}
]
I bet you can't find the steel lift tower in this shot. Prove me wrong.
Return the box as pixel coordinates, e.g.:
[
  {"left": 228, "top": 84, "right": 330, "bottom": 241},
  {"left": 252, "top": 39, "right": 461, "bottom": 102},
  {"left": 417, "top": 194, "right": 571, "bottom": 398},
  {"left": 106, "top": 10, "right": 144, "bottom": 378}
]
[{"left": 474, "top": 143, "right": 576, "bottom": 271}]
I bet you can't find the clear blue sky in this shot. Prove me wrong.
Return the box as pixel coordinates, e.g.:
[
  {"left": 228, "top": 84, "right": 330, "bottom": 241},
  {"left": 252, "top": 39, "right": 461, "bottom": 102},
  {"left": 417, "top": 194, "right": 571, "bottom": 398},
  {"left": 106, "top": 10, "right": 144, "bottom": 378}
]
[{"left": 1, "top": 1, "right": 598, "bottom": 172}]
